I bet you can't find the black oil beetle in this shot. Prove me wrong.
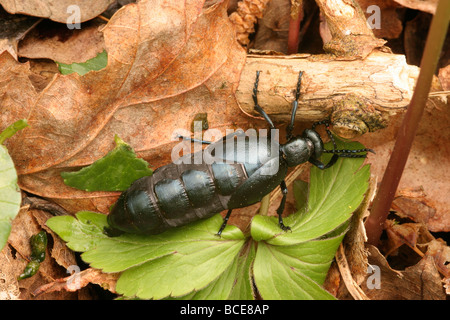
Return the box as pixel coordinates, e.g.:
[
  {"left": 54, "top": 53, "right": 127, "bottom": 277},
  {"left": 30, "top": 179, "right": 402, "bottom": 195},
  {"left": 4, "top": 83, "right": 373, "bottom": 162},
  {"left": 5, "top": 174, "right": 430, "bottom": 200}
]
[{"left": 105, "top": 71, "right": 374, "bottom": 236}]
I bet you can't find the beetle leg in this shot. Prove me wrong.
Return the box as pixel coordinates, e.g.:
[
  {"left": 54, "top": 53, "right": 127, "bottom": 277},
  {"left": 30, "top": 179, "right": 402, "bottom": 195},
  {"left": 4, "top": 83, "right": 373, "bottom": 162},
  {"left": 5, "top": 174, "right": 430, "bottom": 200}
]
[
  {"left": 311, "top": 120, "right": 331, "bottom": 130},
  {"left": 311, "top": 120, "right": 339, "bottom": 152},
  {"left": 216, "top": 209, "right": 233, "bottom": 236},
  {"left": 308, "top": 154, "right": 340, "bottom": 170},
  {"left": 310, "top": 147, "right": 374, "bottom": 169},
  {"left": 276, "top": 180, "right": 291, "bottom": 232},
  {"left": 286, "top": 71, "right": 304, "bottom": 140},
  {"left": 336, "top": 153, "right": 369, "bottom": 158}
]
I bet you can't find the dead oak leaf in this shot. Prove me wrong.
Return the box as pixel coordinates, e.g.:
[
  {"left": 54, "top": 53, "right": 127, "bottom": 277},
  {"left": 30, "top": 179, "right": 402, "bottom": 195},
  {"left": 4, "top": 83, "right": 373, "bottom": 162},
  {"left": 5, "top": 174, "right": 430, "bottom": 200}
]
[
  {"left": 18, "top": 19, "right": 106, "bottom": 64},
  {"left": 0, "top": 0, "right": 250, "bottom": 213},
  {"left": 0, "top": 0, "right": 115, "bottom": 23},
  {"left": 0, "top": 7, "right": 41, "bottom": 60}
]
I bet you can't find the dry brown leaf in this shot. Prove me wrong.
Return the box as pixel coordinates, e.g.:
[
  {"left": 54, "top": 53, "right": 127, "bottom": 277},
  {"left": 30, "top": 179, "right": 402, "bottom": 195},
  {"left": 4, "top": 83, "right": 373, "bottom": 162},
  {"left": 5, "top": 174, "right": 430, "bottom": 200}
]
[
  {"left": 361, "top": 245, "right": 446, "bottom": 300},
  {"left": 392, "top": 189, "right": 438, "bottom": 227},
  {"left": 18, "top": 19, "right": 106, "bottom": 64},
  {"left": 0, "top": 7, "right": 41, "bottom": 59},
  {"left": 356, "top": 0, "right": 403, "bottom": 39},
  {"left": 421, "top": 239, "right": 450, "bottom": 278},
  {"left": 384, "top": 220, "right": 423, "bottom": 257},
  {"left": 34, "top": 268, "right": 119, "bottom": 296},
  {"left": 357, "top": 101, "right": 450, "bottom": 232},
  {"left": 0, "top": 245, "right": 21, "bottom": 299},
  {"left": 392, "top": 0, "right": 438, "bottom": 14},
  {"left": 229, "top": 0, "right": 271, "bottom": 45},
  {"left": 253, "top": 0, "right": 291, "bottom": 53},
  {"left": 0, "top": 0, "right": 115, "bottom": 23},
  {"left": 1, "top": 0, "right": 252, "bottom": 214},
  {"left": 26, "top": 58, "right": 60, "bottom": 92},
  {"left": 0, "top": 207, "right": 92, "bottom": 299},
  {"left": 335, "top": 243, "right": 370, "bottom": 300}
]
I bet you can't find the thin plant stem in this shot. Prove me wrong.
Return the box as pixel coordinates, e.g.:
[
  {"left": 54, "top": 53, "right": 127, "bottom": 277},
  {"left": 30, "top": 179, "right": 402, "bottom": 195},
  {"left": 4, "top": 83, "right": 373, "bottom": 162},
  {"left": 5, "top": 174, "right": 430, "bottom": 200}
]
[
  {"left": 259, "top": 194, "right": 270, "bottom": 216},
  {"left": 365, "top": 0, "right": 450, "bottom": 246},
  {"left": 287, "top": 14, "right": 302, "bottom": 54}
]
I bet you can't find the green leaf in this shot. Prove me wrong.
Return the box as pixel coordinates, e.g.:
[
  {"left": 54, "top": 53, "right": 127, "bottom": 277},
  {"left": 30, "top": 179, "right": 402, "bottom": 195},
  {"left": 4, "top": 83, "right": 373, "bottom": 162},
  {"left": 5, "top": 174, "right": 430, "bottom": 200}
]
[
  {"left": 293, "top": 179, "right": 309, "bottom": 214},
  {"left": 177, "top": 240, "right": 256, "bottom": 300},
  {"left": 251, "top": 136, "right": 370, "bottom": 299},
  {"left": 57, "top": 50, "right": 108, "bottom": 76},
  {"left": 47, "top": 212, "right": 245, "bottom": 299},
  {"left": 253, "top": 237, "right": 341, "bottom": 300},
  {"left": 252, "top": 137, "right": 370, "bottom": 246},
  {"left": 46, "top": 211, "right": 111, "bottom": 253},
  {"left": 0, "top": 120, "right": 28, "bottom": 250},
  {"left": 61, "top": 135, "right": 153, "bottom": 192}
]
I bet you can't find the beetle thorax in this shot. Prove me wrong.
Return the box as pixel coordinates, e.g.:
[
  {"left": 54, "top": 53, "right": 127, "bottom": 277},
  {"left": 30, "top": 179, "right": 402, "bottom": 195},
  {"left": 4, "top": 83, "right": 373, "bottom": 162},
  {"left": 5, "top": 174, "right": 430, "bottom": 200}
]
[{"left": 280, "top": 137, "right": 314, "bottom": 167}]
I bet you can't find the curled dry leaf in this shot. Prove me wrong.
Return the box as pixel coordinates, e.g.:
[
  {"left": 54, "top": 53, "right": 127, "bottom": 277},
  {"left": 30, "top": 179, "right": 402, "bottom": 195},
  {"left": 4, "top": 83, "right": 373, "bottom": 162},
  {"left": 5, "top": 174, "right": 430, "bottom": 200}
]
[
  {"left": 391, "top": 187, "right": 438, "bottom": 228},
  {"left": 34, "top": 268, "right": 119, "bottom": 296},
  {"left": 0, "top": 206, "right": 92, "bottom": 299},
  {"left": 0, "top": 0, "right": 251, "bottom": 214},
  {"left": 424, "top": 239, "right": 450, "bottom": 279},
  {"left": 392, "top": 0, "right": 438, "bottom": 14},
  {"left": 0, "top": 7, "right": 41, "bottom": 60},
  {"left": 334, "top": 243, "right": 369, "bottom": 300},
  {"left": 0, "top": 0, "right": 115, "bottom": 23},
  {"left": 361, "top": 245, "right": 447, "bottom": 300},
  {"left": 383, "top": 220, "right": 424, "bottom": 257},
  {"left": 18, "top": 19, "right": 106, "bottom": 64}
]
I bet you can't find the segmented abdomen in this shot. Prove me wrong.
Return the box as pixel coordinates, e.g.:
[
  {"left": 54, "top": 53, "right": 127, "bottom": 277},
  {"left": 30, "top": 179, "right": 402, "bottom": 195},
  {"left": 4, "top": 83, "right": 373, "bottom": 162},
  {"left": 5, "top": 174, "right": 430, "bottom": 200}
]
[{"left": 107, "top": 162, "right": 249, "bottom": 235}]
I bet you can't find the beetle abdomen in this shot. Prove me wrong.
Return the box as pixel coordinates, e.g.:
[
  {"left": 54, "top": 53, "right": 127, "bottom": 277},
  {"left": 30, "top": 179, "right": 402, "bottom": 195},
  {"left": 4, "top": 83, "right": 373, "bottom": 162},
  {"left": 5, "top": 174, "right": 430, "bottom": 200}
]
[
  {"left": 181, "top": 169, "right": 215, "bottom": 206},
  {"left": 107, "top": 162, "right": 247, "bottom": 235},
  {"left": 107, "top": 177, "right": 166, "bottom": 234}
]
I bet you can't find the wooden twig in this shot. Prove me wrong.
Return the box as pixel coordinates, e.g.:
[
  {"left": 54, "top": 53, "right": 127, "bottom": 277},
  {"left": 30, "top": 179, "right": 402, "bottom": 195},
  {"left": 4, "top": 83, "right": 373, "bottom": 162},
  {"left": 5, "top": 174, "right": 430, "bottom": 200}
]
[
  {"left": 315, "top": 0, "right": 386, "bottom": 58},
  {"left": 236, "top": 50, "right": 421, "bottom": 138}
]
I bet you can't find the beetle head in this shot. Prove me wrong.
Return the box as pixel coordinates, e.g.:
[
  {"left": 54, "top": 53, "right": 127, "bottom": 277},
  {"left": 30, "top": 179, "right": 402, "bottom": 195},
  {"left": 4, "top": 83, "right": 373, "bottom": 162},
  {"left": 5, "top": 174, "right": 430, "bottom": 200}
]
[{"left": 280, "top": 129, "right": 324, "bottom": 167}]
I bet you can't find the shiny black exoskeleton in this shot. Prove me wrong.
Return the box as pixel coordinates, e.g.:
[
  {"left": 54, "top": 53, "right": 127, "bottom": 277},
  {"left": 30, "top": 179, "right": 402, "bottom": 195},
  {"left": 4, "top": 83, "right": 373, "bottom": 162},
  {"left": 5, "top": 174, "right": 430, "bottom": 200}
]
[{"left": 105, "top": 71, "right": 374, "bottom": 236}]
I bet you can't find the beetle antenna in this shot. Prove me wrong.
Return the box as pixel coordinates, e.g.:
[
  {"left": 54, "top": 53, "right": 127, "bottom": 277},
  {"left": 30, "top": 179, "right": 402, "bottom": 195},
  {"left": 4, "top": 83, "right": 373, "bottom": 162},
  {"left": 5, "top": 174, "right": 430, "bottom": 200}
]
[
  {"left": 311, "top": 119, "right": 375, "bottom": 160},
  {"left": 312, "top": 120, "right": 338, "bottom": 151},
  {"left": 323, "top": 148, "right": 376, "bottom": 155}
]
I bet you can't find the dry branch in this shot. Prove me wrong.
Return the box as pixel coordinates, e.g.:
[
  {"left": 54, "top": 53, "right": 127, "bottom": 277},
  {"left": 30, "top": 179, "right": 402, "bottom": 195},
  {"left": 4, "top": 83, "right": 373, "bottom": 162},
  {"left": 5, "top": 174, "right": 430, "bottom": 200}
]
[
  {"left": 235, "top": 50, "right": 422, "bottom": 138},
  {"left": 315, "top": 0, "right": 387, "bottom": 58}
]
